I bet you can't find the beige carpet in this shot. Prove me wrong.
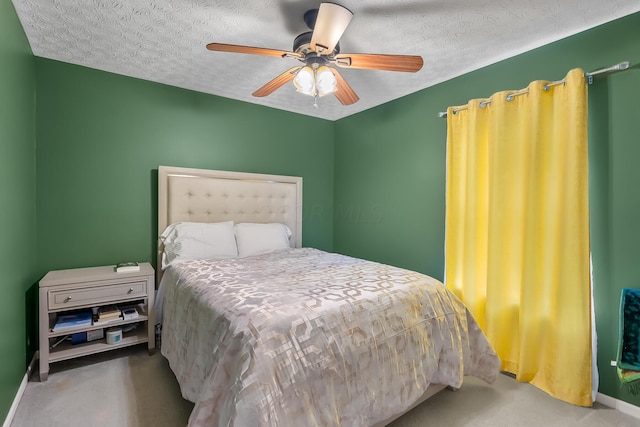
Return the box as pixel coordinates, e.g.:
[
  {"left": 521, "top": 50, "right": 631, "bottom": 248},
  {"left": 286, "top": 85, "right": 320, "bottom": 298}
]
[{"left": 10, "top": 345, "right": 640, "bottom": 427}]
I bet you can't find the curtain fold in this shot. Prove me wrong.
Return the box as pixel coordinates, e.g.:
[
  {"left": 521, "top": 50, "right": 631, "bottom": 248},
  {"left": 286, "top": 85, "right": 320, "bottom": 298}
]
[{"left": 445, "top": 68, "right": 592, "bottom": 406}]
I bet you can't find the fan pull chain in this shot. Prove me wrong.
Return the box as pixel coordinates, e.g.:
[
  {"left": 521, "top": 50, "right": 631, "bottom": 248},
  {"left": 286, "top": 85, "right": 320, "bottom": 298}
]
[{"left": 313, "top": 94, "right": 319, "bottom": 109}]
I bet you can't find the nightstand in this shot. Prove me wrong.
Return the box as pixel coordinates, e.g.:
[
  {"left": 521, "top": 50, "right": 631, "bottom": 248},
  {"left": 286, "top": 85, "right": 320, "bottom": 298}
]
[{"left": 38, "top": 263, "right": 155, "bottom": 381}]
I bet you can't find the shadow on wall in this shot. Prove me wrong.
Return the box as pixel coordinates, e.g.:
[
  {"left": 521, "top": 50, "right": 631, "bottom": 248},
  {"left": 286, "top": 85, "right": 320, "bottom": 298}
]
[
  {"left": 150, "top": 169, "right": 159, "bottom": 272},
  {"left": 25, "top": 282, "right": 39, "bottom": 367}
]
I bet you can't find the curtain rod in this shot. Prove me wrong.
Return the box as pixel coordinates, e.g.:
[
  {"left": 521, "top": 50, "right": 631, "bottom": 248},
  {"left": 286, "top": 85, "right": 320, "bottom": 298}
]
[{"left": 438, "top": 61, "right": 630, "bottom": 118}]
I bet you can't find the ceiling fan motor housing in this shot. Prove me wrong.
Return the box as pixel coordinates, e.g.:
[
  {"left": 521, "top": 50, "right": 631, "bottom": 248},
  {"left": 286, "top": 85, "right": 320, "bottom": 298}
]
[{"left": 293, "top": 31, "right": 340, "bottom": 57}]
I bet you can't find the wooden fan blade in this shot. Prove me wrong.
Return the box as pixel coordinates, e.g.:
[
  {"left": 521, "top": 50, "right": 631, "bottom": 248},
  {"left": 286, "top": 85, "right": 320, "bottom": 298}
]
[
  {"left": 334, "top": 53, "right": 424, "bottom": 72},
  {"left": 330, "top": 68, "right": 359, "bottom": 105},
  {"left": 252, "top": 67, "right": 302, "bottom": 97},
  {"left": 310, "top": 3, "right": 353, "bottom": 55},
  {"left": 206, "top": 43, "right": 300, "bottom": 59}
]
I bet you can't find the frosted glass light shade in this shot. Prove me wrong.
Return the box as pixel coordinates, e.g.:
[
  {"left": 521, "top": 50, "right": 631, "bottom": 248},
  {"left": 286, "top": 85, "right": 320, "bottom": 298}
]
[
  {"left": 316, "top": 66, "right": 337, "bottom": 96},
  {"left": 293, "top": 67, "right": 315, "bottom": 95}
]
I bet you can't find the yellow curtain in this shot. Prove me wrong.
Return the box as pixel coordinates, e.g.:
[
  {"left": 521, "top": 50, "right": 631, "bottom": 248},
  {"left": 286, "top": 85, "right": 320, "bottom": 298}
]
[{"left": 445, "top": 68, "right": 592, "bottom": 406}]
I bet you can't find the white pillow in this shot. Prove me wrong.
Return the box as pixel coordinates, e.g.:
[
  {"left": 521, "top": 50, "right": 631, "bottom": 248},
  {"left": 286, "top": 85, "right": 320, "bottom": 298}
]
[
  {"left": 160, "top": 221, "right": 238, "bottom": 269},
  {"left": 234, "top": 223, "right": 292, "bottom": 258}
]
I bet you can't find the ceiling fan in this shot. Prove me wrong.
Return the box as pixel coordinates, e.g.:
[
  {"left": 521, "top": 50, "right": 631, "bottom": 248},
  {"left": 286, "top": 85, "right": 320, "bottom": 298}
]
[{"left": 206, "top": 3, "right": 424, "bottom": 106}]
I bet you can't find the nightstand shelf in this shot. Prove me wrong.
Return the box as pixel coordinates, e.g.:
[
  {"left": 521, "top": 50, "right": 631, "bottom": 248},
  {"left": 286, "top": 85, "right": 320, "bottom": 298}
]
[
  {"left": 39, "top": 263, "right": 155, "bottom": 381},
  {"left": 47, "top": 308, "right": 149, "bottom": 338},
  {"left": 48, "top": 326, "right": 148, "bottom": 363}
]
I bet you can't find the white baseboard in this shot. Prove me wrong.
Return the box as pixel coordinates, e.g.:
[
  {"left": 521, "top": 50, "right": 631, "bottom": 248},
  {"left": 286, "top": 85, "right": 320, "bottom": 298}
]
[
  {"left": 597, "top": 392, "right": 640, "bottom": 420},
  {"left": 2, "top": 352, "right": 38, "bottom": 427}
]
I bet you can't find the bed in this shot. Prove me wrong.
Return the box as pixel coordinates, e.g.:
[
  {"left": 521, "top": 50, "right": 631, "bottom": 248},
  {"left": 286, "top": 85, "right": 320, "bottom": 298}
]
[{"left": 155, "top": 165, "right": 500, "bottom": 427}]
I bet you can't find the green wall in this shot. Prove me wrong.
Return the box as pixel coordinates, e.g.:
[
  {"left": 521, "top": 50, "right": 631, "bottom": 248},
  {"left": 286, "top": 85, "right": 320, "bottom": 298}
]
[
  {"left": 35, "top": 59, "right": 334, "bottom": 275},
  {"left": 334, "top": 12, "right": 640, "bottom": 405},
  {"left": 0, "top": 0, "right": 36, "bottom": 421}
]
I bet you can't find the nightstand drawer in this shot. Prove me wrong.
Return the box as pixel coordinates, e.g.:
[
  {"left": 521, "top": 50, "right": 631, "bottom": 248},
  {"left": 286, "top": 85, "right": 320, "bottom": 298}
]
[{"left": 48, "top": 281, "right": 147, "bottom": 310}]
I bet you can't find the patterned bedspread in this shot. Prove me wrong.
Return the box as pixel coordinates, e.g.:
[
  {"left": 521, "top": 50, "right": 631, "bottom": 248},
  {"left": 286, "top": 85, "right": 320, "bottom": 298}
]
[{"left": 158, "top": 248, "right": 500, "bottom": 426}]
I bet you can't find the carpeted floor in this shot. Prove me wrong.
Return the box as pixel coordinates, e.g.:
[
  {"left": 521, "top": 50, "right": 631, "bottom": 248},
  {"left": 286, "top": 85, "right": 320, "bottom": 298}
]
[{"left": 10, "top": 345, "right": 640, "bottom": 427}]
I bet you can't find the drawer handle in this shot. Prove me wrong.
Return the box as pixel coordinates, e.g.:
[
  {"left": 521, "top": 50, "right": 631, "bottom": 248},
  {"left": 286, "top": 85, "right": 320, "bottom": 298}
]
[
  {"left": 64, "top": 296, "right": 72, "bottom": 302},
  {"left": 128, "top": 288, "right": 134, "bottom": 294}
]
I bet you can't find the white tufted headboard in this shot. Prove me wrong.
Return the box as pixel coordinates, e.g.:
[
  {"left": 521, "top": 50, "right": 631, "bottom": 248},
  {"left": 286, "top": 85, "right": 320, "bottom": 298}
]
[{"left": 157, "top": 166, "right": 303, "bottom": 279}]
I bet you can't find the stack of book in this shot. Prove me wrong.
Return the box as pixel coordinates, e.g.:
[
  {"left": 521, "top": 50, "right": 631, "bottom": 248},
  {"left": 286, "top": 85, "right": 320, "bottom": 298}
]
[{"left": 93, "top": 305, "right": 123, "bottom": 326}]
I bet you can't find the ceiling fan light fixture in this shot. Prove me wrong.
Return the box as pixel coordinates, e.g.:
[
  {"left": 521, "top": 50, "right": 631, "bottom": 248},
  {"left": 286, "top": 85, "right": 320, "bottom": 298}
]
[
  {"left": 293, "top": 65, "right": 337, "bottom": 98},
  {"left": 293, "top": 66, "right": 316, "bottom": 95}
]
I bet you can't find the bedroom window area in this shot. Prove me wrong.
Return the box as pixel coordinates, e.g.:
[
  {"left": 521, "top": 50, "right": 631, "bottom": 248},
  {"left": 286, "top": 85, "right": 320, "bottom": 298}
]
[{"left": 443, "top": 68, "right": 592, "bottom": 406}]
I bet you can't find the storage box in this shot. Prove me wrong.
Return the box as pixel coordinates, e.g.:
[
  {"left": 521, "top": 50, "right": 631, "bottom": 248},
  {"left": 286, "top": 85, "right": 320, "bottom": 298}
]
[
  {"left": 70, "top": 329, "right": 104, "bottom": 345},
  {"left": 87, "top": 329, "right": 104, "bottom": 341}
]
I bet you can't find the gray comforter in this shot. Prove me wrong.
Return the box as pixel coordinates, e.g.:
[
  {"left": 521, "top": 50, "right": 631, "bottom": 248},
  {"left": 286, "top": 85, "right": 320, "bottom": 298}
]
[{"left": 158, "top": 248, "right": 500, "bottom": 426}]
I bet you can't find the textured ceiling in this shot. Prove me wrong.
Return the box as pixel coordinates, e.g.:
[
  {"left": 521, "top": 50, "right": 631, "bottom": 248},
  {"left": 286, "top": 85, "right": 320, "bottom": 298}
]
[{"left": 12, "top": 0, "right": 640, "bottom": 121}]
